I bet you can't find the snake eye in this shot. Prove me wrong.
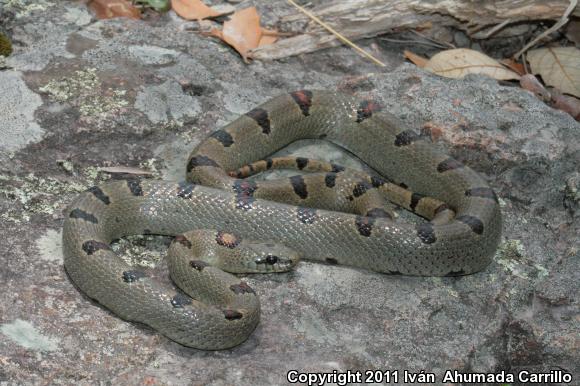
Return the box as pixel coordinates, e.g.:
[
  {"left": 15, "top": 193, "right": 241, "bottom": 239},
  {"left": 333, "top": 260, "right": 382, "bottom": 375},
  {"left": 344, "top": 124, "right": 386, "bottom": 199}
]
[{"left": 256, "top": 254, "right": 279, "bottom": 265}]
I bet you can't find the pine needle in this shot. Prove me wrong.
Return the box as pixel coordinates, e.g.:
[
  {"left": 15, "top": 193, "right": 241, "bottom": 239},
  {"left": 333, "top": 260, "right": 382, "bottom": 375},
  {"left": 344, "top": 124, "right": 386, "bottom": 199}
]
[{"left": 286, "top": 0, "right": 386, "bottom": 67}]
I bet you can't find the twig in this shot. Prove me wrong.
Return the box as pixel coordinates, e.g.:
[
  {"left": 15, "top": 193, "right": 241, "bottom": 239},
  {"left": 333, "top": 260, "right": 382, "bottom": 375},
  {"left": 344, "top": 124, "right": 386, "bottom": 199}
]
[
  {"left": 285, "top": 0, "right": 386, "bottom": 67},
  {"left": 514, "top": 0, "right": 578, "bottom": 58},
  {"left": 410, "top": 30, "right": 455, "bottom": 49},
  {"left": 380, "top": 34, "right": 449, "bottom": 49},
  {"left": 522, "top": 52, "right": 529, "bottom": 74},
  {"left": 472, "top": 19, "right": 512, "bottom": 39}
]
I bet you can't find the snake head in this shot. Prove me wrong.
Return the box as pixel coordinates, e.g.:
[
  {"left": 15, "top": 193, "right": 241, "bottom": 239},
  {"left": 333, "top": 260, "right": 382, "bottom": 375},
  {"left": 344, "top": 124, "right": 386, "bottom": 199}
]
[{"left": 252, "top": 243, "right": 300, "bottom": 273}]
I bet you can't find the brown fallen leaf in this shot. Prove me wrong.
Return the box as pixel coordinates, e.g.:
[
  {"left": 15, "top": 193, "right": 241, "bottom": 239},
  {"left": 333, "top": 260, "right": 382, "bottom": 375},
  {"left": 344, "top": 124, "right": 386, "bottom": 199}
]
[
  {"left": 500, "top": 58, "right": 525, "bottom": 76},
  {"left": 527, "top": 47, "right": 580, "bottom": 98},
  {"left": 207, "top": 7, "right": 277, "bottom": 63},
  {"left": 403, "top": 50, "right": 428, "bottom": 68},
  {"left": 171, "top": 0, "right": 223, "bottom": 20},
  {"left": 89, "top": 0, "right": 141, "bottom": 20},
  {"left": 424, "top": 48, "right": 520, "bottom": 81},
  {"left": 259, "top": 28, "right": 278, "bottom": 47}
]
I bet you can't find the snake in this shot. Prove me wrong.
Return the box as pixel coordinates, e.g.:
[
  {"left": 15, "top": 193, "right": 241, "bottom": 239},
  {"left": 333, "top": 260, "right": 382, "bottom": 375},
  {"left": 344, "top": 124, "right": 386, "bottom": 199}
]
[{"left": 63, "top": 90, "right": 502, "bottom": 350}]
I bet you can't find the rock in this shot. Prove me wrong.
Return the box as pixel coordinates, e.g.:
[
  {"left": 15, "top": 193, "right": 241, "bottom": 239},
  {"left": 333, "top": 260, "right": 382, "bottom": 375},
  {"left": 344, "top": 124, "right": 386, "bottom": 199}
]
[{"left": 0, "top": 72, "right": 44, "bottom": 152}]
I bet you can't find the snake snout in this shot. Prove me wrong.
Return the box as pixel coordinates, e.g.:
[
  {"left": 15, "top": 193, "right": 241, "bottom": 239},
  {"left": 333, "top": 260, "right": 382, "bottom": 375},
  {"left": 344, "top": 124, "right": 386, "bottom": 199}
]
[{"left": 252, "top": 243, "right": 300, "bottom": 272}]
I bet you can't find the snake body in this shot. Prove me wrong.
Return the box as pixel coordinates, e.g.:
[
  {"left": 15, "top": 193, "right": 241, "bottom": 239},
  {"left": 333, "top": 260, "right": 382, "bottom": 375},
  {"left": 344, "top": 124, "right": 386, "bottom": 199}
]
[{"left": 63, "top": 90, "right": 502, "bottom": 349}]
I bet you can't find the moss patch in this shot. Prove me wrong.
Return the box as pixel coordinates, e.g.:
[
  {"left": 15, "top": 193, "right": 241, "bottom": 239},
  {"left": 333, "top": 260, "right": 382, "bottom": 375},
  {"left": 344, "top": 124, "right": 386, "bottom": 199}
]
[{"left": 0, "top": 32, "right": 12, "bottom": 57}]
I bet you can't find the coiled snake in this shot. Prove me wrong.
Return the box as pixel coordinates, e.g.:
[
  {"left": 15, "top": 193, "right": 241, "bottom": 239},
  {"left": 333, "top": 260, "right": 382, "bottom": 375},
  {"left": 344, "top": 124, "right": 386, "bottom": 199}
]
[{"left": 63, "top": 90, "right": 502, "bottom": 349}]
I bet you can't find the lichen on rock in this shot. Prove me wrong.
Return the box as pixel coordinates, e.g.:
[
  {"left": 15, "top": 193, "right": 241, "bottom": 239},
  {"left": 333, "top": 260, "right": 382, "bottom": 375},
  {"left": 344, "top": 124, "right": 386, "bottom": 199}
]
[{"left": 39, "top": 68, "right": 129, "bottom": 120}]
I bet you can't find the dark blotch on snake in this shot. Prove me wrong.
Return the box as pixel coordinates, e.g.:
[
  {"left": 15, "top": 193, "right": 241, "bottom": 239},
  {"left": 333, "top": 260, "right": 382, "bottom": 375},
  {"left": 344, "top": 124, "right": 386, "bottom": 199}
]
[
  {"left": 233, "top": 180, "right": 257, "bottom": 195},
  {"left": 190, "top": 260, "right": 210, "bottom": 271},
  {"left": 356, "top": 100, "right": 382, "bottom": 123},
  {"left": 82, "top": 240, "right": 111, "bottom": 255},
  {"left": 465, "top": 187, "right": 499, "bottom": 203},
  {"left": 233, "top": 180, "right": 258, "bottom": 210},
  {"left": 70, "top": 208, "right": 99, "bottom": 224},
  {"left": 171, "top": 293, "right": 192, "bottom": 308},
  {"left": 331, "top": 164, "right": 345, "bottom": 173},
  {"left": 223, "top": 310, "right": 243, "bottom": 320},
  {"left": 324, "top": 173, "right": 336, "bottom": 188},
  {"left": 210, "top": 129, "right": 234, "bottom": 147},
  {"left": 366, "top": 208, "right": 392, "bottom": 219},
  {"left": 176, "top": 181, "right": 195, "bottom": 199},
  {"left": 389, "top": 270, "right": 402, "bottom": 275},
  {"left": 290, "top": 90, "right": 313, "bottom": 116},
  {"left": 230, "top": 282, "right": 255, "bottom": 295},
  {"left": 290, "top": 175, "right": 308, "bottom": 199},
  {"left": 246, "top": 107, "right": 271, "bottom": 134},
  {"left": 326, "top": 258, "right": 338, "bottom": 265},
  {"left": 296, "top": 157, "right": 309, "bottom": 170},
  {"left": 174, "top": 234, "right": 193, "bottom": 249},
  {"left": 355, "top": 216, "right": 375, "bottom": 237},
  {"left": 371, "top": 176, "right": 387, "bottom": 188},
  {"left": 122, "top": 270, "right": 147, "bottom": 283},
  {"left": 437, "top": 158, "right": 464, "bottom": 173},
  {"left": 87, "top": 186, "right": 110, "bottom": 205},
  {"left": 187, "top": 155, "right": 220, "bottom": 172},
  {"left": 417, "top": 223, "right": 437, "bottom": 244},
  {"left": 297, "top": 207, "right": 317, "bottom": 224},
  {"left": 399, "top": 182, "right": 409, "bottom": 189},
  {"left": 265, "top": 255, "right": 278, "bottom": 264},
  {"left": 266, "top": 158, "right": 273, "bottom": 169},
  {"left": 235, "top": 197, "right": 255, "bottom": 211},
  {"left": 457, "top": 215, "right": 484, "bottom": 234},
  {"left": 434, "top": 203, "right": 450, "bottom": 215},
  {"left": 353, "top": 181, "right": 373, "bottom": 198},
  {"left": 394, "top": 130, "right": 420, "bottom": 146},
  {"left": 410, "top": 192, "right": 426, "bottom": 211},
  {"left": 216, "top": 231, "right": 241, "bottom": 249},
  {"left": 127, "top": 179, "right": 143, "bottom": 196}
]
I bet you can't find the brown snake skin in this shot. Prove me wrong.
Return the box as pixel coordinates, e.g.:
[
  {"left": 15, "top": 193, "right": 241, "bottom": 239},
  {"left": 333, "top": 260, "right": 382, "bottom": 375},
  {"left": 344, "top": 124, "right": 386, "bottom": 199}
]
[{"left": 63, "top": 90, "right": 502, "bottom": 349}]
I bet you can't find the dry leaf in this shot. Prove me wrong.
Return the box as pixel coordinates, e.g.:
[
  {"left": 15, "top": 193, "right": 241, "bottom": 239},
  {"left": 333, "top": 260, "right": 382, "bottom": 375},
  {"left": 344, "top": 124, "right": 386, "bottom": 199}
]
[
  {"left": 204, "top": 7, "right": 277, "bottom": 62},
  {"left": 259, "top": 28, "right": 278, "bottom": 47},
  {"left": 222, "top": 7, "right": 262, "bottom": 62},
  {"left": 424, "top": 48, "right": 520, "bottom": 80},
  {"left": 404, "top": 50, "right": 428, "bottom": 68},
  {"left": 89, "top": 0, "right": 141, "bottom": 19},
  {"left": 171, "top": 0, "right": 222, "bottom": 20},
  {"left": 527, "top": 47, "right": 580, "bottom": 98},
  {"left": 500, "top": 58, "right": 525, "bottom": 76}
]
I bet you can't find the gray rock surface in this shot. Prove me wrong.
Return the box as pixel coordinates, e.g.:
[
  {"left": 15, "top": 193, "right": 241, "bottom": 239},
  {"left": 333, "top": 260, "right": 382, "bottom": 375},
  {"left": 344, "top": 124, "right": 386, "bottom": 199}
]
[{"left": 0, "top": 1, "right": 578, "bottom": 385}]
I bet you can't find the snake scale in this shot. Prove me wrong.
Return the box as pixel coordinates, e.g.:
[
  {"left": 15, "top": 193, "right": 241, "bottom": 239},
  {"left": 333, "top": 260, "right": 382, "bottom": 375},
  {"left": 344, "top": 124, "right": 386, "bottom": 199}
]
[{"left": 63, "top": 90, "right": 502, "bottom": 349}]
